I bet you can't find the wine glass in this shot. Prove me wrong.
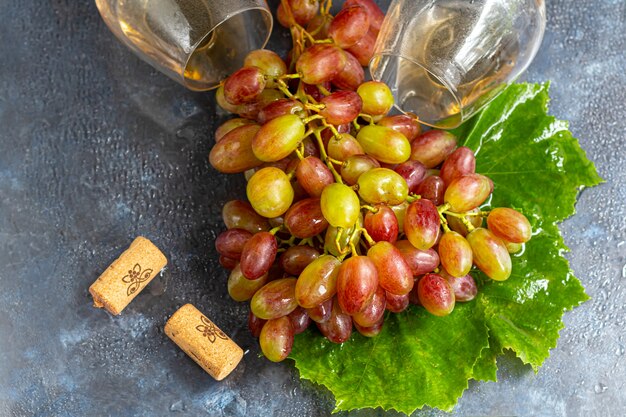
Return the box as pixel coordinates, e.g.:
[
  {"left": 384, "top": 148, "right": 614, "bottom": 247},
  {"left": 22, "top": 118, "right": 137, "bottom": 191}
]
[
  {"left": 369, "top": 0, "right": 546, "bottom": 129},
  {"left": 95, "top": 0, "right": 273, "bottom": 91}
]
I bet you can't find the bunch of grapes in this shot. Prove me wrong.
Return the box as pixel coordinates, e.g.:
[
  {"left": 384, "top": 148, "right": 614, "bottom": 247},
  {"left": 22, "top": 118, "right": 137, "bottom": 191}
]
[{"left": 209, "top": 0, "right": 532, "bottom": 362}]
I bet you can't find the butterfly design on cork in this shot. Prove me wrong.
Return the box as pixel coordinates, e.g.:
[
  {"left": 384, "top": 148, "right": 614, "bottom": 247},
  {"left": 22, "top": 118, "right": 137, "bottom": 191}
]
[
  {"left": 122, "top": 263, "right": 153, "bottom": 296},
  {"left": 196, "top": 315, "right": 228, "bottom": 343}
]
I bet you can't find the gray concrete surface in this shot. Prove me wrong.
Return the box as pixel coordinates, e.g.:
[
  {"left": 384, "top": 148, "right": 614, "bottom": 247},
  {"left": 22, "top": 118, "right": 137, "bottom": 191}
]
[{"left": 0, "top": 0, "right": 624, "bottom": 416}]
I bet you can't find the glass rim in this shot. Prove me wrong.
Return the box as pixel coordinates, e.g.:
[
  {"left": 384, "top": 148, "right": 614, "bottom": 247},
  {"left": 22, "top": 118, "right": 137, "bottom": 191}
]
[
  {"left": 369, "top": 51, "right": 464, "bottom": 129},
  {"left": 181, "top": 5, "right": 274, "bottom": 91}
]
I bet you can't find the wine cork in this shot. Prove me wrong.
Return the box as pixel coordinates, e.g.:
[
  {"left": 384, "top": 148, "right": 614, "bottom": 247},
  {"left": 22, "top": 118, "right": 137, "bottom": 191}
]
[
  {"left": 89, "top": 236, "right": 167, "bottom": 315},
  {"left": 165, "top": 304, "right": 244, "bottom": 381}
]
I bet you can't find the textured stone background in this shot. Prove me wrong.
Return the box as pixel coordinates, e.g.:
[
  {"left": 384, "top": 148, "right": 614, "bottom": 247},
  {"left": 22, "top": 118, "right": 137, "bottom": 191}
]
[{"left": 0, "top": 0, "right": 624, "bottom": 416}]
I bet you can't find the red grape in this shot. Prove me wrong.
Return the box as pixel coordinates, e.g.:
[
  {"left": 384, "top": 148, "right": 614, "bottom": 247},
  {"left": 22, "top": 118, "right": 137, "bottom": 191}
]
[
  {"left": 352, "top": 286, "right": 386, "bottom": 327},
  {"left": 343, "top": 0, "right": 385, "bottom": 34},
  {"left": 440, "top": 146, "right": 476, "bottom": 186},
  {"left": 209, "top": 124, "right": 263, "bottom": 174},
  {"left": 295, "top": 255, "right": 341, "bottom": 308},
  {"left": 279, "top": 245, "right": 320, "bottom": 276},
  {"left": 346, "top": 29, "right": 377, "bottom": 66},
  {"left": 248, "top": 310, "right": 267, "bottom": 338},
  {"left": 415, "top": 175, "right": 445, "bottom": 206},
  {"left": 284, "top": 197, "right": 329, "bottom": 238},
  {"left": 417, "top": 273, "right": 455, "bottom": 317},
  {"left": 240, "top": 231, "right": 278, "bottom": 280},
  {"left": 394, "top": 161, "right": 427, "bottom": 193},
  {"left": 307, "top": 298, "right": 333, "bottom": 323},
  {"left": 364, "top": 204, "right": 399, "bottom": 243},
  {"left": 377, "top": 115, "right": 422, "bottom": 142},
  {"left": 259, "top": 316, "right": 294, "bottom": 362},
  {"left": 296, "top": 44, "right": 347, "bottom": 85},
  {"left": 444, "top": 173, "right": 492, "bottom": 212},
  {"left": 288, "top": 306, "right": 312, "bottom": 335},
  {"left": 223, "top": 66, "right": 266, "bottom": 105},
  {"left": 257, "top": 98, "right": 304, "bottom": 124},
  {"left": 385, "top": 291, "right": 410, "bottom": 313},
  {"left": 328, "top": 5, "right": 370, "bottom": 49},
  {"left": 215, "top": 228, "right": 252, "bottom": 259},
  {"left": 337, "top": 255, "right": 379, "bottom": 315},
  {"left": 354, "top": 318, "right": 384, "bottom": 337},
  {"left": 316, "top": 297, "right": 352, "bottom": 343},
  {"left": 441, "top": 271, "right": 478, "bottom": 302},
  {"left": 404, "top": 199, "right": 441, "bottom": 250},
  {"left": 296, "top": 156, "right": 335, "bottom": 198},
  {"left": 438, "top": 231, "right": 473, "bottom": 277},
  {"left": 394, "top": 240, "right": 440, "bottom": 276},
  {"left": 250, "top": 278, "right": 298, "bottom": 320},
  {"left": 487, "top": 208, "right": 532, "bottom": 243},
  {"left": 228, "top": 263, "right": 269, "bottom": 302},
  {"left": 367, "top": 241, "right": 414, "bottom": 295},
  {"left": 319, "top": 91, "right": 363, "bottom": 125},
  {"left": 466, "top": 228, "right": 512, "bottom": 281},
  {"left": 331, "top": 50, "right": 364, "bottom": 91},
  {"left": 222, "top": 200, "right": 270, "bottom": 234},
  {"left": 410, "top": 130, "right": 457, "bottom": 168},
  {"left": 252, "top": 114, "right": 305, "bottom": 162}
]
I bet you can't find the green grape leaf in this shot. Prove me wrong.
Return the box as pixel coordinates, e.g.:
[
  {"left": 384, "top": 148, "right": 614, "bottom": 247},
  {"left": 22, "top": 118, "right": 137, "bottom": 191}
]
[{"left": 290, "top": 83, "right": 602, "bottom": 414}]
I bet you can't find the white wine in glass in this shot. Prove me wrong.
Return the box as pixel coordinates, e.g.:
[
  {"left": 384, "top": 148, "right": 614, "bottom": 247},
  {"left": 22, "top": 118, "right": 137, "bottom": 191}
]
[{"left": 96, "top": 0, "right": 273, "bottom": 90}]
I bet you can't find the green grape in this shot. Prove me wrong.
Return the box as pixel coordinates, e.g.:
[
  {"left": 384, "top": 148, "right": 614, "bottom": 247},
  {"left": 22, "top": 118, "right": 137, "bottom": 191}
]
[
  {"left": 324, "top": 214, "right": 363, "bottom": 256},
  {"left": 444, "top": 173, "right": 493, "bottom": 213},
  {"left": 295, "top": 255, "right": 341, "bottom": 308},
  {"left": 466, "top": 228, "right": 512, "bottom": 281},
  {"left": 389, "top": 201, "right": 409, "bottom": 231},
  {"left": 250, "top": 278, "right": 298, "bottom": 320},
  {"left": 209, "top": 124, "right": 263, "bottom": 174},
  {"left": 227, "top": 264, "right": 268, "bottom": 302},
  {"left": 505, "top": 241, "right": 523, "bottom": 254},
  {"left": 341, "top": 154, "right": 380, "bottom": 185},
  {"left": 356, "top": 81, "right": 394, "bottom": 116},
  {"left": 321, "top": 183, "right": 360, "bottom": 229},
  {"left": 446, "top": 208, "right": 483, "bottom": 236},
  {"left": 487, "top": 207, "right": 532, "bottom": 243},
  {"left": 438, "top": 231, "right": 473, "bottom": 277},
  {"left": 252, "top": 114, "right": 305, "bottom": 162},
  {"left": 259, "top": 316, "right": 294, "bottom": 362},
  {"left": 243, "top": 49, "right": 287, "bottom": 88},
  {"left": 357, "top": 168, "right": 409, "bottom": 205},
  {"left": 327, "top": 133, "right": 364, "bottom": 162},
  {"left": 247, "top": 167, "right": 294, "bottom": 218},
  {"left": 215, "top": 118, "right": 256, "bottom": 143},
  {"left": 356, "top": 125, "right": 411, "bottom": 164}
]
